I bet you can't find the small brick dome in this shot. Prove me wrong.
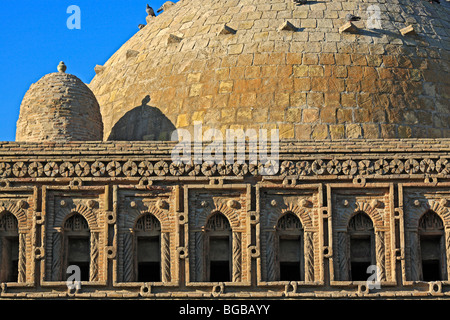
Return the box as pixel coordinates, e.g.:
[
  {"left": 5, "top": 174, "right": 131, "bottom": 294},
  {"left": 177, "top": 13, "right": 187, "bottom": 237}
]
[{"left": 16, "top": 68, "right": 103, "bottom": 142}]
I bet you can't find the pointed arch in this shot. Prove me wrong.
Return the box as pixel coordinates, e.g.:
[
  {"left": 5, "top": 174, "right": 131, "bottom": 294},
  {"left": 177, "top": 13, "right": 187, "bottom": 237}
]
[
  {"left": 266, "top": 202, "right": 313, "bottom": 231},
  {"left": 205, "top": 211, "right": 231, "bottom": 231},
  {"left": 134, "top": 212, "right": 161, "bottom": 232},
  {"left": 61, "top": 212, "right": 91, "bottom": 282},
  {"left": 419, "top": 210, "right": 444, "bottom": 232},
  {"left": 276, "top": 212, "right": 305, "bottom": 281},
  {"left": 54, "top": 203, "right": 98, "bottom": 230},
  {"left": 408, "top": 199, "right": 450, "bottom": 230},
  {"left": 337, "top": 201, "right": 384, "bottom": 231},
  {"left": 417, "top": 210, "right": 447, "bottom": 281},
  {"left": 347, "top": 211, "right": 374, "bottom": 232},
  {"left": 346, "top": 211, "right": 376, "bottom": 281},
  {"left": 63, "top": 212, "right": 90, "bottom": 232},
  {"left": 204, "top": 211, "right": 233, "bottom": 282},
  {"left": 197, "top": 200, "right": 240, "bottom": 229},
  {"left": 120, "top": 202, "right": 170, "bottom": 232},
  {"left": 0, "top": 210, "right": 20, "bottom": 283},
  {"left": 276, "top": 212, "right": 303, "bottom": 231},
  {"left": 134, "top": 212, "right": 163, "bottom": 282},
  {"left": 0, "top": 203, "right": 27, "bottom": 231},
  {"left": 0, "top": 211, "right": 18, "bottom": 232}
]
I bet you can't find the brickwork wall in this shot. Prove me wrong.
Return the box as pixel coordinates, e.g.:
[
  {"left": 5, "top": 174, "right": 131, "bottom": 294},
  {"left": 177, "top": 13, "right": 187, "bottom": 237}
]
[{"left": 0, "top": 139, "right": 446, "bottom": 298}]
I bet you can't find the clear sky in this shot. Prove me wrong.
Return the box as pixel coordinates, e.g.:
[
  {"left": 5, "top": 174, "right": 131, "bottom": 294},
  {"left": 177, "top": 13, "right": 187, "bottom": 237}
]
[{"left": 0, "top": 0, "right": 167, "bottom": 141}]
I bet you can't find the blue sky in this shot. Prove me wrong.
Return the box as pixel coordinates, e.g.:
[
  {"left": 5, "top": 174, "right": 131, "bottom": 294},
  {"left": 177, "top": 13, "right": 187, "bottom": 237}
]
[{"left": 0, "top": 1, "right": 166, "bottom": 141}]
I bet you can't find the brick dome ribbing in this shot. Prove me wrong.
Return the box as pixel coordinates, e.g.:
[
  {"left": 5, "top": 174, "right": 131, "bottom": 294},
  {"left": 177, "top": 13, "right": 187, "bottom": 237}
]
[
  {"left": 16, "top": 72, "right": 103, "bottom": 142},
  {"left": 89, "top": 0, "right": 450, "bottom": 141}
]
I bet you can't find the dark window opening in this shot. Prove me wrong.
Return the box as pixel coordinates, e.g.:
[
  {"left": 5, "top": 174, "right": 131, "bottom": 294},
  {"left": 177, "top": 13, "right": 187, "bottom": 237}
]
[
  {"left": 420, "top": 235, "right": 443, "bottom": 281},
  {"left": 138, "top": 262, "right": 161, "bottom": 282},
  {"left": 280, "top": 262, "right": 301, "bottom": 281},
  {"left": 0, "top": 212, "right": 19, "bottom": 283},
  {"left": 2, "top": 237, "right": 19, "bottom": 282},
  {"left": 351, "top": 262, "right": 372, "bottom": 281},
  {"left": 350, "top": 236, "right": 372, "bottom": 281},
  {"left": 348, "top": 213, "right": 374, "bottom": 282},
  {"left": 208, "top": 236, "right": 230, "bottom": 282},
  {"left": 279, "top": 237, "right": 302, "bottom": 281},
  {"left": 276, "top": 213, "right": 304, "bottom": 282},
  {"left": 8, "top": 238, "right": 19, "bottom": 282},
  {"left": 137, "top": 236, "right": 161, "bottom": 282},
  {"left": 67, "top": 237, "right": 90, "bottom": 281},
  {"left": 209, "top": 261, "right": 230, "bottom": 282},
  {"left": 422, "top": 260, "right": 441, "bottom": 282}
]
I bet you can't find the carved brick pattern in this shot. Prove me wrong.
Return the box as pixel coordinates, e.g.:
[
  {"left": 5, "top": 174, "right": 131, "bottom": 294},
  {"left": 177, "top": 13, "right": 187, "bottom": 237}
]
[
  {"left": 162, "top": 232, "right": 171, "bottom": 282},
  {"left": 0, "top": 158, "right": 448, "bottom": 179},
  {"left": 122, "top": 232, "right": 134, "bottom": 282},
  {"left": 51, "top": 232, "right": 62, "bottom": 281},
  {"left": 266, "top": 231, "right": 276, "bottom": 281},
  {"left": 0, "top": 139, "right": 448, "bottom": 296},
  {"left": 376, "top": 231, "right": 386, "bottom": 281},
  {"left": 90, "top": 232, "right": 99, "bottom": 282},
  {"left": 232, "top": 232, "right": 241, "bottom": 282},
  {"left": 194, "top": 231, "right": 204, "bottom": 282},
  {"left": 409, "top": 232, "right": 421, "bottom": 281},
  {"left": 0, "top": 212, "right": 18, "bottom": 231},
  {"left": 304, "top": 231, "right": 314, "bottom": 282},
  {"left": 18, "top": 233, "right": 26, "bottom": 283},
  {"left": 446, "top": 231, "right": 450, "bottom": 281},
  {"left": 338, "top": 232, "right": 349, "bottom": 281}
]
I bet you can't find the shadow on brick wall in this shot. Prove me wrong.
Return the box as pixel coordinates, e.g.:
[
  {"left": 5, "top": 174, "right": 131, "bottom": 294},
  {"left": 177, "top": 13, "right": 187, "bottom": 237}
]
[{"left": 107, "top": 95, "right": 177, "bottom": 141}]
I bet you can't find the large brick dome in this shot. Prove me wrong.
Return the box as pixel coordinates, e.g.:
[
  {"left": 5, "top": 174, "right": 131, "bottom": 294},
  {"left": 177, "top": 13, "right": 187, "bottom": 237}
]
[
  {"left": 16, "top": 67, "right": 103, "bottom": 142},
  {"left": 90, "top": 0, "right": 450, "bottom": 141}
]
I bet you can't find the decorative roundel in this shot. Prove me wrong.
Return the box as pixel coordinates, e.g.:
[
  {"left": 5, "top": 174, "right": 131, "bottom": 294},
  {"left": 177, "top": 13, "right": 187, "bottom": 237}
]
[
  {"left": 59, "top": 162, "right": 74, "bottom": 177},
  {"left": 185, "top": 162, "right": 201, "bottom": 176},
  {"left": 91, "top": 161, "right": 106, "bottom": 177},
  {"left": 280, "top": 160, "right": 296, "bottom": 176},
  {"left": 311, "top": 159, "right": 325, "bottom": 175},
  {"left": 248, "top": 163, "right": 258, "bottom": 176},
  {"left": 342, "top": 160, "right": 357, "bottom": 176},
  {"left": 28, "top": 161, "right": 44, "bottom": 177},
  {"left": 374, "top": 159, "right": 389, "bottom": 175},
  {"left": 233, "top": 162, "right": 248, "bottom": 176},
  {"left": 258, "top": 160, "right": 278, "bottom": 176},
  {"left": 296, "top": 161, "right": 311, "bottom": 176},
  {"left": 327, "top": 159, "right": 342, "bottom": 175},
  {"left": 154, "top": 161, "right": 169, "bottom": 176},
  {"left": 0, "top": 163, "right": 11, "bottom": 178},
  {"left": 123, "top": 161, "right": 138, "bottom": 177},
  {"left": 420, "top": 159, "right": 435, "bottom": 173},
  {"left": 169, "top": 161, "right": 185, "bottom": 176},
  {"left": 201, "top": 162, "right": 217, "bottom": 176},
  {"left": 75, "top": 161, "right": 90, "bottom": 177},
  {"left": 436, "top": 158, "right": 449, "bottom": 174},
  {"left": 358, "top": 160, "right": 374, "bottom": 175},
  {"left": 13, "top": 161, "right": 27, "bottom": 177},
  {"left": 138, "top": 161, "right": 153, "bottom": 177},
  {"left": 404, "top": 159, "right": 420, "bottom": 174},
  {"left": 389, "top": 159, "right": 404, "bottom": 174},
  {"left": 106, "top": 160, "right": 122, "bottom": 177},
  {"left": 44, "top": 161, "right": 59, "bottom": 177},
  {"left": 217, "top": 161, "right": 232, "bottom": 176}
]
